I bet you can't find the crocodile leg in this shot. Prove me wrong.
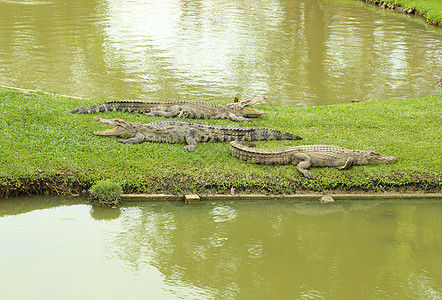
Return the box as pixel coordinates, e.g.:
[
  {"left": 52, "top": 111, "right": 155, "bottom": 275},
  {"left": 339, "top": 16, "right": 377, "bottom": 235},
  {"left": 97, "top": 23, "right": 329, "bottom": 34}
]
[
  {"left": 117, "top": 133, "right": 145, "bottom": 144},
  {"left": 183, "top": 128, "right": 198, "bottom": 152},
  {"left": 145, "top": 106, "right": 208, "bottom": 119},
  {"left": 144, "top": 108, "right": 179, "bottom": 118},
  {"left": 293, "top": 153, "right": 313, "bottom": 179},
  {"left": 336, "top": 157, "right": 355, "bottom": 170},
  {"left": 178, "top": 107, "right": 206, "bottom": 119}
]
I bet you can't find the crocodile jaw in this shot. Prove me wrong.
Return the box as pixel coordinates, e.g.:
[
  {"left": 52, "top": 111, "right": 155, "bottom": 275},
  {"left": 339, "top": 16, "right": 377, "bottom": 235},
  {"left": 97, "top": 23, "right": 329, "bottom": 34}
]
[
  {"left": 93, "top": 116, "right": 131, "bottom": 136},
  {"left": 375, "top": 155, "right": 398, "bottom": 163},
  {"left": 240, "top": 96, "right": 268, "bottom": 118},
  {"left": 242, "top": 107, "right": 267, "bottom": 118},
  {"left": 227, "top": 96, "right": 268, "bottom": 118},
  {"left": 94, "top": 126, "right": 121, "bottom": 136},
  {"left": 366, "top": 150, "right": 398, "bottom": 164}
]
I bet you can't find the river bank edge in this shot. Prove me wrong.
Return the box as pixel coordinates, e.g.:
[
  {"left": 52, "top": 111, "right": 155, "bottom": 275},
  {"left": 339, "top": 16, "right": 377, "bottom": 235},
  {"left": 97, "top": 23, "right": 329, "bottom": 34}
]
[
  {"left": 360, "top": 0, "right": 442, "bottom": 26},
  {"left": 118, "top": 193, "right": 442, "bottom": 204}
]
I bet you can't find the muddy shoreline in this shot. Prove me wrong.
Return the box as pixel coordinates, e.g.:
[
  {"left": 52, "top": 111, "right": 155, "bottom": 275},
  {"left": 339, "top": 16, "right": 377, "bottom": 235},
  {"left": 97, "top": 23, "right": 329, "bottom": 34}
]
[{"left": 1, "top": 174, "right": 440, "bottom": 200}]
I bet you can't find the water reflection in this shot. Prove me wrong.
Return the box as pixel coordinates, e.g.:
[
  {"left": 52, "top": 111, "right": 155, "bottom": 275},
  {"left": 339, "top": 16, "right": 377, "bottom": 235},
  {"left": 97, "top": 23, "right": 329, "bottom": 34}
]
[
  {"left": 0, "top": 198, "right": 441, "bottom": 298},
  {"left": 0, "top": 0, "right": 440, "bottom": 105},
  {"left": 90, "top": 205, "right": 121, "bottom": 220},
  {"left": 107, "top": 200, "right": 442, "bottom": 299},
  {"left": 0, "top": 195, "right": 83, "bottom": 217}
]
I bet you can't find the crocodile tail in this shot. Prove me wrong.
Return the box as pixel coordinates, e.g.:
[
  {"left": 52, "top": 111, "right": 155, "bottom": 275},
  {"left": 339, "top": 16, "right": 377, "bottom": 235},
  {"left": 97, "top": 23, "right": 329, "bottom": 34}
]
[
  {"left": 280, "top": 131, "right": 302, "bottom": 140},
  {"left": 252, "top": 128, "right": 302, "bottom": 141},
  {"left": 71, "top": 101, "right": 144, "bottom": 114}
]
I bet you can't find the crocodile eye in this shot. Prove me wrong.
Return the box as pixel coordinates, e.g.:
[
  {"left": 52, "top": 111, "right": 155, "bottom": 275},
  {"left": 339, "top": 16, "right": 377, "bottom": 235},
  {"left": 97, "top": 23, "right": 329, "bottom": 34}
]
[{"left": 369, "top": 151, "right": 380, "bottom": 156}]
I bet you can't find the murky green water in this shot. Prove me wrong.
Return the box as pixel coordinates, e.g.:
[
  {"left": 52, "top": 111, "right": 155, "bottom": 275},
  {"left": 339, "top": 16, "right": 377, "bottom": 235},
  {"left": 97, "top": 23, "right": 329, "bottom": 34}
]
[
  {"left": 1, "top": 196, "right": 441, "bottom": 299},
  {"left": 0, "top": 0, "right": 441, "bottom": 106}
]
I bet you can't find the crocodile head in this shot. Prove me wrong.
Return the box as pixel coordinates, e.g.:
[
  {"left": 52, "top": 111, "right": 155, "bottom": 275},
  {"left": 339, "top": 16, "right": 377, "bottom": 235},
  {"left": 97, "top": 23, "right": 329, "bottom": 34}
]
[
  {"left": 93, "top": 117, "right": 137, "bottom": 138},
  {"left": 227, "top": 96, "right": 268, "bottom": 118},
  {"left": 366, "top": 150, "right": 397, "bottom": 164}
]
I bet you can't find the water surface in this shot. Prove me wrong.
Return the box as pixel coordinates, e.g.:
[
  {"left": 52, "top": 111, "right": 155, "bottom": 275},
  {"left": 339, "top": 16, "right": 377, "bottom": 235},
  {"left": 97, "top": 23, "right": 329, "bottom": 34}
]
[
  {"left": 0, "top": 0, "right": 441, "bottom": 106},
  {"left": 1, "top": 196, "right": 441, "bottom": 299}
]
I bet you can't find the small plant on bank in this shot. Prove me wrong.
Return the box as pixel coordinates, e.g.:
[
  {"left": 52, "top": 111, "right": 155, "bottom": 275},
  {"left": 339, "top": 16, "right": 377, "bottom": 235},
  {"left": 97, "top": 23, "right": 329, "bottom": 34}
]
[{"left": 89, "top": 180, "right": 123, "bottom": 206}]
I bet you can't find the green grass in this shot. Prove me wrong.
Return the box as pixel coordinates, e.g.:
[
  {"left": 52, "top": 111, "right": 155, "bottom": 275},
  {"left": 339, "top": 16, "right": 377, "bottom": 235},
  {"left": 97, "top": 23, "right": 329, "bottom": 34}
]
[
  {"left": 0, "top": 87, "right": 441, "bottom": 197},
  {"left": 365, "top": 0, "right": 442, "bottom": 25},
  {"left": 89, "top": 180, "right": 123, "bottom": 206}
]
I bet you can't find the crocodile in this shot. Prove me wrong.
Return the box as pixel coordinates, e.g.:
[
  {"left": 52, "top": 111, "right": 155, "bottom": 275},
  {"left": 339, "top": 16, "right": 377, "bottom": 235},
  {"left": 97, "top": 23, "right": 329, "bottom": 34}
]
[
  {"left": 72, "top": 97, "right": 267, "bottom": 122},
  {"left": 229, "top": 141, "right": 397, "bottom": 179},
  {"left": 93, "top": 117, "right": 302, "bottom": 151},
  {"left": 432, "top": 77, "right": 442, "bottom": 88}
]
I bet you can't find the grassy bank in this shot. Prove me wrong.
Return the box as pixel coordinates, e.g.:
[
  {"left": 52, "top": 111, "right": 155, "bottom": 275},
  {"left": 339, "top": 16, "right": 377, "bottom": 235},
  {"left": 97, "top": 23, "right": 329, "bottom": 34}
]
[
  {"left": 0, "top": 87, "right": 441, "bottom": 197},
  {"left": 361, "top": 0, "right": 442, "bottom": 25}
]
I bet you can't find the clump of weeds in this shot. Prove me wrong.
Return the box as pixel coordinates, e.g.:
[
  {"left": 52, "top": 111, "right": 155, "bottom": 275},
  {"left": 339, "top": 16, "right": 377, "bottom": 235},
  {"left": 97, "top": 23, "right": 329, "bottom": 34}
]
[{"left": 89, "top": 180, "right": 123, "bottom": 206}]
